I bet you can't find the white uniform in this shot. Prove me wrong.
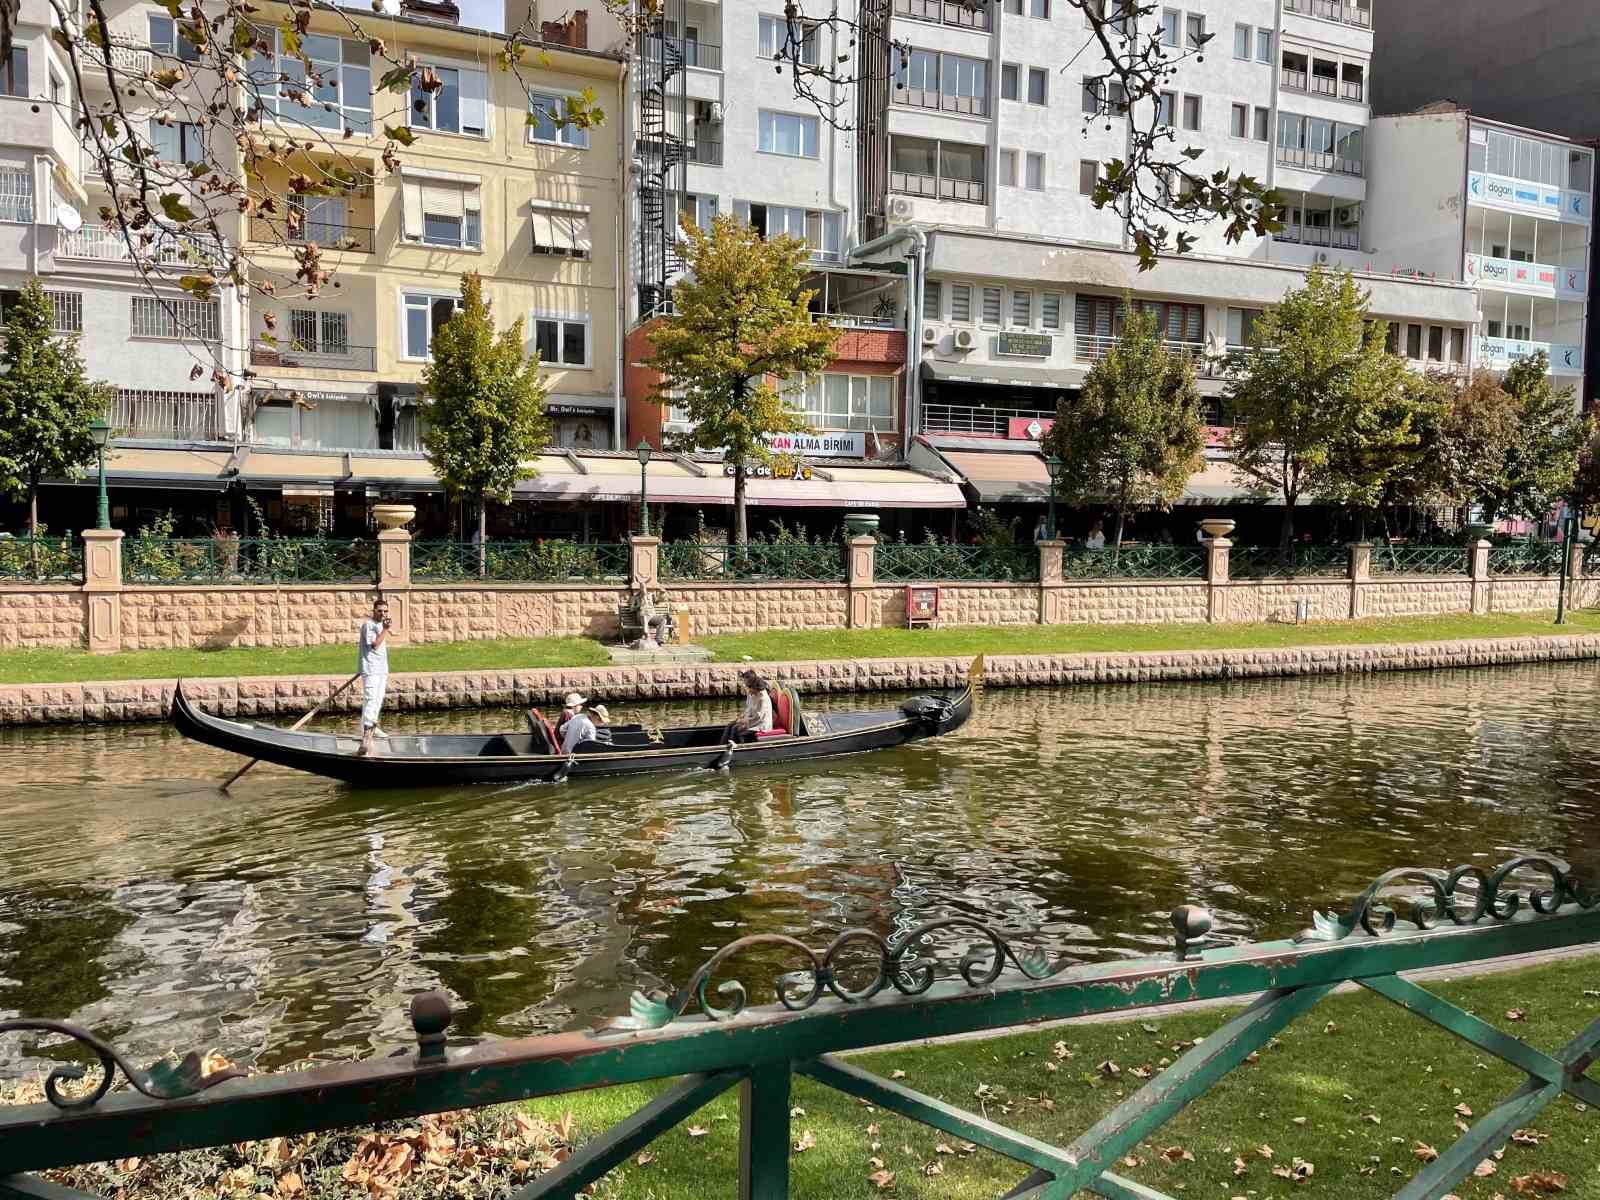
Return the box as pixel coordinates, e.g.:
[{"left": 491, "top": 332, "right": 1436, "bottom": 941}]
[{"left": 358, "top": 618, "right": 388, "bottom": 728}]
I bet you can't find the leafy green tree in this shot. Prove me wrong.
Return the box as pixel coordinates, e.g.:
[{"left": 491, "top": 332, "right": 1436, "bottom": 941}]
[
  {"left": 420, "top": 273, "right": 551, "bottom": 562},
  {"left": 1495, "top": 353, "right": 1584, "bottom": 520},
  {"left": 0, "top": 279, "right": 110, "bottom": 539},
  {"left": 1041, "top": 304, "right": 1204, "bottom": 550},
  {"left": 1431, "top": 371, "right": 1522, "bottom": 518},
  {"left": 1225, "top": 268, "right": 1411, "bottom": 549},
  {"left": 647, "top": 215, "right": 838, "bottom": 545}
]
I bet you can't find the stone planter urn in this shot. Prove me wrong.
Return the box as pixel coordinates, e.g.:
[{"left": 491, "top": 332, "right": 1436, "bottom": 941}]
[
  {"left": 1199, "top": 518, "right": 1236, "bottom": 540},
  {"left": 374, "top": 503, "right": 417, "bottom": 531},
  {"left": 843, "top": 512, "right": 880, "bottom": 537}
]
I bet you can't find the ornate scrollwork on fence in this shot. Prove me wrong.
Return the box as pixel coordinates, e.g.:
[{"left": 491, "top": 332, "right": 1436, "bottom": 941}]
[
  {"left": 603, "top": 918, "right": 1064, "bottom": 1033},
  {"left": 0, "top": 1019, "right": 247, "bottom": 1110},
  {"left": 1295, "top": 854, "right": 1596, "bottom": 944}
]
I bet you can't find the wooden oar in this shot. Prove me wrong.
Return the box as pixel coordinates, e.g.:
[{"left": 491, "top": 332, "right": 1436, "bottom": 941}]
[{"left": 220, "top": 672, "right": 362, "bottom": 790}]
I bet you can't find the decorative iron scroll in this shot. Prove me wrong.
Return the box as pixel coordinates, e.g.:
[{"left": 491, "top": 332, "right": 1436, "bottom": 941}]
[
  {"left": 0, "top": 1019, "right": 247, "bottom": 1110},
  {"left": 604, "top": 919, "right": 1064, "bottom": 1033},
  {"left": 1296, "top": 854, "right": 1596, "bottom": 944}
]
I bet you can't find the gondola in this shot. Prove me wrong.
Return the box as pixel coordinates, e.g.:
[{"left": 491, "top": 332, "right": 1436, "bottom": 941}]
[{"left": 169, "top": 659, "right": 980, "bottom": 787}]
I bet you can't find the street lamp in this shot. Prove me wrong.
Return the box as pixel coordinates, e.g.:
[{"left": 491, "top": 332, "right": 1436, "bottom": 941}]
[
  {"left": 89, "top": 417, "right": 112, "bottom": 530},
  {"left": 1044, "top": 454, "right": 1065, "bottom": 540},
  {"left": 636, "top": 438, "right": 654, "bottom": 536}
]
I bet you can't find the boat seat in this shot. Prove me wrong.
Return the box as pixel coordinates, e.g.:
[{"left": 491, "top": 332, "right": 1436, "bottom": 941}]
[
  {"left": 527, "top": 708, "right": 559, "bottom": 755},
  {"left": 758, "top": 687, "right": 793, "bottom": 739}
]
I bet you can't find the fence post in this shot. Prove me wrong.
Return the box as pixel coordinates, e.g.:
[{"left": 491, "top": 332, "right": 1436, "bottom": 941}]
[
  {"left": 378, "top": 528, "right": 412, "bottom": 638},
  {"left": 1468, "top": 539, "right": 1492, "bottom": 614},
  {"left": 80, "top": 528, "right": 124, "bottom": 654},
  {"left": 847, "top": 535, "right": 876, "bottom": 628},
  {"left": 631, "top": 535, "right": 661, "bottom": 589},
  {"left": 1348, "top": 542, "right": 1371, "bottom": 619},
  {"left": 739, "top": 1062, "right": 792, "bottom": 1200},
  {"left": 1037, "top": 537, "right": 1063, "bottom": 624},
  {"left": 1203, "top": 536, "right": 1231, "bottom": 624}
]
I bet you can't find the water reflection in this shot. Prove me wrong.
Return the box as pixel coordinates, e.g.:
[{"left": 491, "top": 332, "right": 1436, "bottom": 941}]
[{"left": 0, "top": 664, "right": 1597, "bottom": 1073}]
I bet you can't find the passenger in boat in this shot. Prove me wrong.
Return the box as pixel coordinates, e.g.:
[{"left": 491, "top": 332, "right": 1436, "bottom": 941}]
[
  {"left": 724, "top": 671, "right": 774, "bottom": 743},
  {"left": 356, "top": 599, "right": 391, "bottom": 757},
  {"left": 588, "top": 703, "right": 613, "bottom": 745},
  {"left": 560, "top": 693, "right": 597, "bottom": 754}
]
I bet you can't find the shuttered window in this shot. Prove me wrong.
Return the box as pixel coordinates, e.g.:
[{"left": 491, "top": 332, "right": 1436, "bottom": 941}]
[{"left": 981, "top": 286, "right": 1002, "bottom": 324}]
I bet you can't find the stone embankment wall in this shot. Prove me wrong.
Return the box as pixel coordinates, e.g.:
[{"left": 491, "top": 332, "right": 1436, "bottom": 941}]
[{"left": 4, "top": 634, "right": 1598, "bottom": 726}]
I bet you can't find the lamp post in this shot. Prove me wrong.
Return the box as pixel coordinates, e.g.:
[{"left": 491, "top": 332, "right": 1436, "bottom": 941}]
[
  {"left": 1044, "top": 454, "right": 1064, "bottom": 540},
  {"left": 636, "top": 438, "right": 654, "bottom": 536},
  {"left": 89, "top": 417, "right": 112, "bottom": 530}
]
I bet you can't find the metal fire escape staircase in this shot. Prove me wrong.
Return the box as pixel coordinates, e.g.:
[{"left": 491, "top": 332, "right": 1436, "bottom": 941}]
[{"left": 638, "top": 3, "right": 688, "bottom": 316}]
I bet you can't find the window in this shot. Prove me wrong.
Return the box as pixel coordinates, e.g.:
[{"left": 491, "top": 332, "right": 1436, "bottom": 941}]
[
  {"left": 401, "top": 174, "right": 482, "bottom": 248},
  {"left": 534, "top": 315, "right": 589, "bottom": 367},
  {"left": 1185, "top": 13, "right": 1205, "bottom": 46},
  {"left": 1571, "top": 149, "right": 1593, "bottom": 191},
  {"left": 1231, "top": 102, "right": 1248, "bottom": 138},
  {"left": 1041, "top": 292, "right": 1062, "bottom": 330},
  {"left": 923, "top": 278, "right": 942, "bottom": 318},
  {"left": 289, "top": 309, "right": 350, "bottom": 355},
  {"left": 147, "top": 15, "right": 202, "bottom": 62},
  {"left": 1234, "top": 22, "right": 1250, "bottom": 59},
  {"left": 890, "top": 136, "right": 986, "bottom": 203},
  {"left": 950, "top": 283, "right": 972, "bottom": 322},
  {"left": 1160, "top": 8, "right": 1179, "bottom": 46},
  {"left": 530, "top": 203, "right": 593, "bottom": 258},
  {"left": 1081, "top": 76, "right": 1101, "bottom": 115},
  {"left": 1450, "top": 328, "right": 1466, "bottom": 363},
  {"left": 1011, "top": 289, "right": 1032, "bottom": 326},
  {"left": 758, "top": 14, "right": 819, "bottom": 65},
  {"left": 1028, "top": 0, "right": 1049, "bottom": 17},
  {"left": 1226, "top": 306, "right": 1262, "bottom": 346},
  {"left": 1027, "top": 67, "right": 1047, "bottom": 105},
  {"left": 0, "top": 289, "right": 82, "bottom": 333},
  {"left": 131, "top": 296, "right": 220, "bottom": 341},
  {"left": 252, "top": 32, "right": 372, "bottom": 134},
  {"left": 1025, "top": 152, "right": 1044, "bottom": 190},
  {"left": 981, "top": 286, "right": 1002, "bottom": 324},
  {"left": 1427, "top": 326, "right": 1444, "bottom": 361},
  {"left": 1253, "top": 106, "right": 1270, "bottom": 141},
  {"left": 1001, "top": 63, "right": 1019, "bottom": 101},
  {"left": 734, "top": 202, "right": 843, "bottom": 259},
  {"left": 789, "top": 373, "right": 896, "bottom": 433},
  {"left": 1, "top": 46, "right": 25, "bottom": 96},
  {"left": 1075, "top": 295, "right": 1203, "bottom": 346},
  {"left": 1256, "top": 29, "right": 1272, "bottom": 63},
  {"left": 0, "top": 167, "right": 30, "bottom": 223},
  {"left": 289, "top": 195, "right": 348, "bottom": 244},
  {"left": 409, "top": 62, "right": 488, "bottom": 137},
  {"left": 151, "top": 121, "right": 204, "bottom": 164},
  {"left": 758, "top": 110, "right": 819, "bottom": 157},
  {"left": 402, "top": 293, "right": 461, "bottom": 359},
  {"left": 998, "top": 149, "right": 1017, "bottom": 186},
  {"left": 938, "top": 54, "right": 988, "bottom": 114},
  {"left": 1079, "top": 159, "right": 1098, "bottom": 195},
  {"left": 1405, "top": 323, "right": 1422, "bottom": 359},
  {"left": 1003, "top": 0, "right": 1021, "bottom": 12},
  {"left": 1182, "top": 94, "right": 1201, "bottom": 130},
  {"left": 528, "top": 92, "right": 590, "bottom": 147},
  {"left": 676, "top": 192, "right": 717, "bottom": 232},
  {"left": 1157, "top": 91, "right": 1175, "bottom": 126}
]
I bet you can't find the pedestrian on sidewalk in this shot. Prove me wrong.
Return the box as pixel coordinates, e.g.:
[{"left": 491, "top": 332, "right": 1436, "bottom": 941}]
[{"left": 357, "top": 598, "right": 391, "bottom": 757}]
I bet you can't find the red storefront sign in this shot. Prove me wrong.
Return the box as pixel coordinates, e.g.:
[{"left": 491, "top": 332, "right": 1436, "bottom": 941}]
[{"left": 1007, "top": 416, "right": 1055, "bottom": 441}]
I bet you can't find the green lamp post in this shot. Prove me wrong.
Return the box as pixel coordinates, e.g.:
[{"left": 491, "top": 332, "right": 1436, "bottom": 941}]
[
  {"left": 89, "top": 417, "right": 112, "bottom": 530},
  {"left": 636, "top": 438, "right": 654, "bottom": 536},
  {"left": 1044, "top": 453, "right": 1065, "bottom": 540}
]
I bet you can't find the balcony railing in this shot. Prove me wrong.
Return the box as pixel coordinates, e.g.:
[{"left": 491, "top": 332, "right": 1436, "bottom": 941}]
[
  {"left": 108, "top": 393, "right": 220, "bottom": 442},
  {"left": 687, "top": 139, "right": 722, "bottom": 166},
  {"left": 1341, "top": 80, "right": 1364, "bottom": 101},
  {"left": 250, "top": 342, "right": 377, "bottom": 372},
  {"left": 81, "top": 41, "right": 152, "bottom": 76},
  {"left": 893, "top": 0, "right": 991, "bottom": 29},
  {"left": 895, "top": 88, "right": 989, "bottom": 117},
  {"left": 249, "top": 215, "right": 375, "bottom": 253},
  {"left": 1465, "top": 253, "right": 1585, "bottom": 295},
  {"left": 818, "top": 313, "right": 900, "bottom": 330},
  {"left": 57, "top": 225, "right": 224, "bottom": 266},
  {"left": 922, "top": 402, "right": 1054, "bottom": 438},
  {"left": 1283, "top": 0, "right": 1371, "bottom": 27},
  {"left": 1310, "top": 75, "right": 1338, "bottom": 96},
  {"left": 1277, "top": 147, "right": 1364, "bottom": 177},
  {"left": 890, "top": 171, "right": 986, "bottom": 204},
  {"left": 1477, "top": 336, "right": 1583, "bottom": 374},
  {"left": 1281, "top": 69, "right": 1308, "bottom": 91},
  {"left": 1075, "top": 333, "right": 1206, "bottom": 363},
  {"left": 1277, "top": 223, "right": 1360, "bottom": 249}
]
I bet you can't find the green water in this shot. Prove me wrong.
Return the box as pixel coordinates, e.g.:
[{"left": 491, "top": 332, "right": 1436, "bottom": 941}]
[{"left": 0, "top": 662, "right": 1597, "bottom": 1073}]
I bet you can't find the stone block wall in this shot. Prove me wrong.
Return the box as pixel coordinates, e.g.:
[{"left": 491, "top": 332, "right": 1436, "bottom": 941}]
[
  {"left": 1484, "top": 577, "right": 1562, "bottom": 614},
  {"left": 0, "top": 586, "right": 87, "bottom": 648},
  {"left": 1356, "top": 578, "right": 1475, "bottom": 618},
  {"left": 1047, "top": 582, "right": 1211, "bottom": 625},
  {"left": 658, "top": 584, "right": 851, "bottom": 634}
]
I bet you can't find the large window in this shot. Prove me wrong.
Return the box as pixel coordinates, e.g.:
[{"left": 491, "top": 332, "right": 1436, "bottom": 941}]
[
  {"left": 1226, "top": 306, "right": 1263, "bottom": 347},
  {"left": 400, "top": 174, "right": 482, "bottom": 249},
  {"left": 147, "top": 15, "right": 202, "bottom": 61},
  {"left": 892, "top": 48, "right": 988, "bottom": 115},
  {"left": 1027, "top": 67, "right": 1047, "bottom": 105},
  {"left": 758, "top": 110, "right": 820, "bottom": 157},
  {"left": 289, "top": 309, "right": 350, "bottom": 355},
  {"left": 758, "top": 14, "right": 819, "bottom": 64},
  {"left": 533, "top": 314, "right": 589, "bottom": 367},
  {"left": 289, "top": 195, "right": 350, "bottom": 244},
  {"left": 733, "top": 201, "right": 844, "bottom": 260},
  {"left": 1278, "top": 113, "right": 1364, "bottom": 175},
  {"left": 402, "top": 293, "right": 460, "bottom": 359},
  {"left": 1075, "top": 294, "right": 1203, "bottom": 344},
  {"left": 131, "top": 296, "right": 220, "bottom": 341},
  {"left": 889, "top": 136, "right": 986, "bottom": 203},
  {"left": 252, "top": 393, "right": 376, "bottom": 450},
  {"left": 252, "top": 32, "right": 372, "bottom": 134},
  {"left": 0, "top": 289, "right": 81, "bottom": 333},
  {"left": 789, "top": 373, "right": 896, "bottom": 432},
  {"left": 529, "top": 203, "right": 592, "bottom": 257},
  {"left": 1473, "top": 127, "right": 1594, "bottom": 192},
  {"left": 151, "top": 121, "right": 205, "bottom": 164},
  {"left": 409, "top": 62, "right": 488, "bottom": 137},
  {"left": 527, "top": 91, "right": 590, "bottom": 147},
  {"left": 675, "top": 192, "right": 717, "bottom": 232},
  {"left": 1, "top": 47, "right": 25, "bottom": 97},
  {"left": 0, "top": 167, "right": 30, "bottom": 224}
]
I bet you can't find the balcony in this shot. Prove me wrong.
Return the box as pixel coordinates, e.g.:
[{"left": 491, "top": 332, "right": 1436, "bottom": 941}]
[
  {"left": 251, "top": 342, "right": 377, "bottom": 372},
  {"left": 1277, "top": 147, "right": 1364, "bottom": 177},
  {"left": 1076, "top": 334, "right": 1206, "bottom": 363},
  {"left": 1277, "top": 223, "right": 1360, "bottom": 249},
  {"left": 57, "top": 225, "right": 225, "bottom": 266},
  {"left": 108, "top": 392, "right": 221, "bottom": 442},
  {"left": 1476, "top": 336, "right": 1583, "bottom": 375},
  {"left": 687, "top": 138, "right": 722, "bottom": 166},
  {"left": 895, "top": 88, "right": 989, "bottom": 118},
  {"left": 893, "top": 0, "right": 991, "bottom": 31},
  {"left": 249, "top": 216, "right": 374, "bottom": 254},
  {"left": 1342, "top": 79, "right": 1364, "bottom": 102},
  {"left": 80, "top": 41, "right": 152, "bottom": 79},
  {"left": 1283, "top": 0, "right": 1371, "bottom": 28},
  {"left": 890, "top": 171, "right": 986, "bottom": 204},
  {"left": 1282, "top": 69, "right": 1308, "bottom": 92},
  {"left": 1466, "top": 253, "right": 1587, "bottom": 298},
  {"left": 922, "top": 403, "right": 1053, "bottom": 439}
]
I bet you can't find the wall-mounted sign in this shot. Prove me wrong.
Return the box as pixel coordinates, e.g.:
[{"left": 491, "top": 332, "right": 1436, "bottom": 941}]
[
  {"left": 996, "top": 332, "right": 1053, "bottom": 358},
  {"left": 763, "top": 430, "right": 866, "bottom": 458},
  {"left": 1007, "top": 416, "right": 1055, "bottom": 441},
  {"left": 724, "top": 463, "right": 815, "bottom": 480},
  {"left": 547, "top": 402, "right": 610, "bottom": 416},
  {"left": 905, "top": 585, "right": 940, "bottom": 628},
  {"left": 1468, "top": 172, "right": 1589, "bottom": 224}
]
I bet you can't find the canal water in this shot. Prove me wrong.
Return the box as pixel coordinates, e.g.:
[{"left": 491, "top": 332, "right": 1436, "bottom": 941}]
[{"left": 1, "top": 662, "right": 1598, "bottom": 1074}]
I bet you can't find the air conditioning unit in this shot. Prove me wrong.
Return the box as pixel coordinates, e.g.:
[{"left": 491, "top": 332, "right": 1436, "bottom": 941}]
[
  {"left": 1314, "top": 251, "right": 1331, "bottom": 264},
  {"left": 922, "top": 325, "right": 939, "bottom": 346},
  {"left": 953, "top": 328, "right": 978, "bottom": 351},
  {"left": 889, "top": 196, "right": 915, "bottom": 220}
]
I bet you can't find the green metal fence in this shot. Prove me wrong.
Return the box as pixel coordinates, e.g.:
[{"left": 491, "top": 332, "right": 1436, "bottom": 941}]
[
  {"left": 1230, "top": 544, "right": 1351, "bottom": 579},
  {"left": 1368, "top": 544, "right": 1471, "bottom": 576},
  {"left": 412, "top": 540, "right": 630, "bottom": 583},
  {"left": 659, "top": 541, "right": 847, "bottom": 583},
  {"left": 122, "top": 538, "right": 377, "bottom": 584},
  {"left": 1061, "top": 545, "right": 1207, "bottom": 580},
  {"left": 875, "top": 542, "right": 1040, "bottom": 583},
  {"left": 0, "top": 854, "right": 1593, "bottom": 1200},
  {"left": 1488, "top": 542, "right": 1566, "bottom": 576},
  {"left": 0, "top": 535, "right": 83, "bottom": 582}
]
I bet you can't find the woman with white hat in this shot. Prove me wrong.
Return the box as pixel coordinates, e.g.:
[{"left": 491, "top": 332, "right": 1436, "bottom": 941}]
[{"left": 557, "top": 691, "right": 594, "bottom": 754}]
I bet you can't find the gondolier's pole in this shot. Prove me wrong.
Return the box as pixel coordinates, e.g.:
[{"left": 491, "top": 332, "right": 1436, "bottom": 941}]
[{"left": 220, "top": 672, "right": 362, "bottom": 790}]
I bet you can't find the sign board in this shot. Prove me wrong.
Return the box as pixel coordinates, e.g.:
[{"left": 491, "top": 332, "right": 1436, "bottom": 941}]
[
  {"left": 1468, "top": 171, "right": 1590, "bottom": 224},
  {"left": 996, "top": 332, "right": 1053, "bottom": 358},
  {"left": 763, "top": 430, "right": 866, "bottom": 458},
  {"left": 905, "top": 585, "right": 940, "bottom": 628},
  {"left": 723, "top": 462, "right": 815, "bottom": 480},
  {"left": 547, "top": 402, "right": 611, "bottom": 416},
  {"left": 1007, "top": 416, "right": 1055, "bottom": 441}
]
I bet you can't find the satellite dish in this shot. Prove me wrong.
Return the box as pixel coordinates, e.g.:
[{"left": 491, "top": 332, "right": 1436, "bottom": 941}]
[
  {"left": 377, "top": 0, "right": 400, "bottom": 12},
  {"left": 56, "top": 204, "right": 83, "bottom": 233}
]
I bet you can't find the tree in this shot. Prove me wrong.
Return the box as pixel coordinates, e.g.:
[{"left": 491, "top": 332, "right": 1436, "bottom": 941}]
[
  {"left": 0, "top": 280, "right": 111, "bottom": 540},
  {"left": 420, "top": 274, "right": 550, "bottom": 564},
  {"left": 647, "top": 215, "right": 838, "bottom": 546},
  {"left": 1225, "top": 268, "right": 1410, "bottom": 549},
  {"left": 1431, "top": 371, "right": 1522, "bottom": 518},
  {"left": 1040, "top": 304, "right": 1203, "bottom": 550}
]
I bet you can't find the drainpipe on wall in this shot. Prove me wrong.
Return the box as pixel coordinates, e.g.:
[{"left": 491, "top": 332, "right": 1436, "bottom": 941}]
[{"left": 849, "top": 225, "right": 926, "bottom": 457}]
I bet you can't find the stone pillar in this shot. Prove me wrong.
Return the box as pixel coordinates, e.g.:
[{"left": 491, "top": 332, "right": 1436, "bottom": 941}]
[
  {"left": 80, "top": 528, "right": 124, "bottom": 654},
  {"left": 630, "top": 535, "right": 660, "bottom": 589},
  {"left": 1468, "top": 539, "right": 1492, "bottom": 614},
  {"left": 1203, "top": 537, "right": 1230, "bottom": 624},
  {"left": 1568, "top": 537, "right": 1585, "bottom": 582},
  {"left": 1036, "top": 538, "right": 1064, "bottom": 624},
  {"left": 1348, "top": 543, "right": 1371, "bottom": 619},
  {"left": 846, "top": 535, "right": 876, "bottom": 629},
  {"left": 378, "top": 528, "right": 413, "bottom": 638}
]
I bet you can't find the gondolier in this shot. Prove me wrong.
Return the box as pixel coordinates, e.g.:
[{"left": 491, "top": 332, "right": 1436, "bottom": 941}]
[{"left": 357, "top": 599, "right": 391, "bottom": 757}]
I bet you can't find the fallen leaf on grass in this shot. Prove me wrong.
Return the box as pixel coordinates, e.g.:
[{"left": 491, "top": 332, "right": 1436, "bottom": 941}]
[
  {"left": 1097, "top": 1060, "right": 1121, "bottom": 1077},
  {"left": 867, "top": 1168, "right": 896, "bottom": 1190},
  {"left": 866, "top": 1124, "right": 880, "bottom": 1136},
  {"left": 1324, "top": 1021, "right": 1338, "bottom": 1034},
  {"left": 1475, "top": 1160, "right": 1498, "bottom": 1178},
  {"left": 890, "top": 1070, "right": 906, "bottom": 1080},
  {"left": 1456, "top": 1103, "right": 1474, "bottom": 1117},
  {"left": 1414, "top": 1143, "right": 1440, "bottom": 1163},
  {"left": 635, "top": 1151, "right": 656, "bottom": 1166},
  {"left": 794, "top": 1130, "right": 816, "bottom": 1153},
  {"left": 1233, "top": 1156, "right": 1249, "bottom": 1177},
  {"left": 1292, "top": 1116, "right": 1307, "bottom": 1126},
  {"left": 934, "top": 1143, "right": 954, "bottom": 1156},
  {"left": 1122, "top": 1155, "right": 1144, "bottom": 1169},
  {"left": 1456, "top": 1119, "right": 1471, "bottom": 1134},
  {"left": 789, "top": 1106, "right": 806, "bottom": 1118},
  {"left": 1052, "top": 1040, "right": 1072, "bottom": 1060},
  {"left": 1511, "top": 1129, "right": 1548, "bottom": 1146},
  {"left": 687, "top": 1126, "right": 708, "bottom": 1138},
  {"left": 1506, "top": 1008, "right": 1528, "bottom": 1022},
  {"left": 923, "top": 1161, "right": 944, "bottom": 1177},
  {"left": 277, "top": 1172, "right": 304, "bottom": 1197},
  {"left": 1511, "top": 1172, "right": 1567, "bottom": 1194},
  {"left": 1160, "top": 1146, "right": 1195, "bottom": 1164},
  {"left": 1271, "top": 1157, "right": 1315, "bottom": 1183},
  {"left": 1363, "top": 1113, "right": 1382, "bottom": 1124},
  {"left": 868, "top": 1156, "right": 884, "bottom": 1169},
  {"left": 1257, "top": 1144, "right": 1274, "bottom": 1160}
]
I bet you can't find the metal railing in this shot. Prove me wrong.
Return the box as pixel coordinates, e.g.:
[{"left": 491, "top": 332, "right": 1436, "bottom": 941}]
[
  {"left": 250, "top": 342, "right": 378, "bottom": 372},
  {"left": 57, "top": 225, "right": 223, "bottom": 266},
  {"left": 1311, "top": 74, "right": 1338, "bottom": 96},
  {"left": 889, "top": 170, "right": 986, "bottom": 204},
  {"left": 1230, "top": 544, "right": 1351, "bottom": 579},
  {"left": 921, "top": 402, "right": 1054, "bottom": 437},
  {"left": 660, "top": 541, "right": 846, "bottom": 583},
  {"left": 249, "top": 215, "right": 375, "bottom": 254},
  {"left": 1061, "top": 545, "right": 1207, "bottom": 580},
  {"left": 640, "top": 34, "right": 722, "bottom": 69},
  {"left": 1277, "top": 223, "right": 1361, "bottom": 249},
  {"left": 1277, "top": 147, "right": 1364, "bottom": 176},
  {"left": 108, "top": 392, "right": 220, "bottom": 442},
  {"left": 895, "top": 87, "right": 989, "bottom": 117},
  {"left": 0, "top": 854, "right": 1592, "bottom": 1200},
  {"left": 1341, "top": 79, "right": 1364, "bottom": 101},
  {"left": 412, "top": 540, "right": 631, "bottom": 583},
  {"left": 1488, "top": 541, "right": 1566, "bottom": 576},
  {"left": 819, "top": 313, "right": 900, "bottom": 330},
  {"left": 1281, "top": 68, "right": 1308, "bottom": 91},
  {"left": 875, "top": 541, "right": 1039, "bottom": 583},
  {"left": 1283, "top": 0, "right": 1372, "bottom": 26},
  {"left": 1074, "top": 333, "right": 1206, "bottom": 362},
  {"left": 893, "top": 0, "right": 991, "bottom": 29},
  {"left": 123, "top": 537, "right": 378, "bottom": 584},
  {"left": 1369, "top": 544, "right": 1470, "bottom": 577},
  {"left": 687, "top": 138, "right": 722, "bottom": 166},
  {"left": 0, "top": 535, "right": 83, "bottom": 582}
]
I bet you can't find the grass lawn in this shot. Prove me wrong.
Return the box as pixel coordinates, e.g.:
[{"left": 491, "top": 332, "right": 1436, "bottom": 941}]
[
  {"left": 527, "top": 955, "right": 1600, "bottom": 1199},
  {"left": 701, "top": 609, "right": 1600, "bottom": 664}
]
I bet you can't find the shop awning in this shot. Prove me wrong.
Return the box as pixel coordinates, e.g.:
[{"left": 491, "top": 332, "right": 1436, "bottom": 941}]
[
  {"left": 514, "top": 456, "right": 965, "bottom": 508},
  {"left": 921, "top": 361, "right": 1083, "bottom": 389},
  {"left": 939, "top": 450, "right": 1054, "bottom": 503},
  {"left": 91, "top": 447, "right": 237, "bottom": 491}
]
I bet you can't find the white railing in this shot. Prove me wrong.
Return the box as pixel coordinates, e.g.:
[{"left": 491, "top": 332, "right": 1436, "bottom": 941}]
[
  {"left": 1465, "top": 253, "right": 1586, "bottom": 296},
  {"left": 1278, "top": 224, "right": 1360, "bottom": 249},
  {"left": 1278, "top": 147, "right": 1364, "bottom": 177},
  {"left": 921, "top": 403, "right": 1053, "bottom": 438},
  {"left": 1476, "top": 336, "right": 1583, "bottom": 374},
  {"left": 58, "top": 225, "right": 224, "bottom": 266},
  {"left": 816, "top": 313, "right": 899, "bottom": 330},
  {"left": 82, "top": 42, "right": 152, "bottom": 76},
  {"left": 108, "top": 391, "right": 221, "bottom": 442},
  {"left": 1283, "top": 0, "right": 1371, "bottom": 28},
  {"left": 1075, "top": 334, "right": 1207, "bottom": 362}
]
